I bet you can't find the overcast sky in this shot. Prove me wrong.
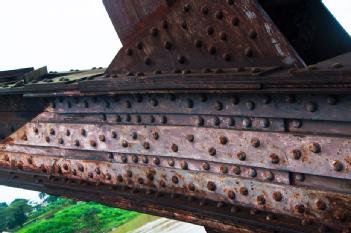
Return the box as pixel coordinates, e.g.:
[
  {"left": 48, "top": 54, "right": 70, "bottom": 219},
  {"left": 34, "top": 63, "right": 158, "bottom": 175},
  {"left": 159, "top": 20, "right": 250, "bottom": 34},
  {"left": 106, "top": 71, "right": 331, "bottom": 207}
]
[{"left": 0, "top": 0, "right": 350, "bottom": 204}]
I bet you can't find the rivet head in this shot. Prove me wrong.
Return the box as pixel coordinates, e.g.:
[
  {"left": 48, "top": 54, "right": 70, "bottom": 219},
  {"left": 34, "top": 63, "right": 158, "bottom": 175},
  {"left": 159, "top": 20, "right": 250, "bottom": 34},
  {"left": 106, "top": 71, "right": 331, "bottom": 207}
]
[
  {"left": 242, "top": 118, "right": 252, "bottom": 128},
  {"left": 63, "top": 164, "right": 69, "bottom": 171},
  {"left": 272, "top": 192, "right": 282, "bottom": 202},
  {"left": 261, "top": 95, "right": 271, "bottom": 104},
  {"left": 292, "top": 120, "right": 302, "bottom": 128},
  {"left": 144, "top": 57, "right": 152, "bottom": 65},
  {"left": 121, "top": 155, "right": 128, "bottom": 163},
  {"left": 177, "top": 55, "right": 186, "bottom": 64},
  {"left": 316, "top": 199, "right": 327, "bottom": 211},
  {"left": 78, "top": 164, "right": 84, "bottom": 172},
  {"left": 265, "top": 171, "right": 274, "bottom": 181},
  {"left": 212, "top": 117, "right": 220, "bottom": 126},
  {"left": 248, "top": 30, "right": 257, "bottom": 39},
  {"left": 292, "top": 149, "right": 302, "bottom": 160},
  {"left": 260, "top": 118, "right": 270, "bottom": 128},
  {"left": 126, "top": 48, "right": 133, "bottom": 56},
  {"left": 228, "top": 191, "right": 236, "bottom": 200},
  {"left": 266, "top": 214, "right": 276, "bottom": 221},
  {"left": 58, "top": 138, "right": 64, "bottom": 145},
  {"left": 143, "top": 142, "right": 150, "bottom": 150},
  {"left": 256, "top": 195, "right": 266, "bottom": 205},
  {"left": 168, "top": 159, "right": 175, "bottom": 167},
  {"left": 250, "top": 138, "right": 260, "bottom": 148},
  {"left": 138, "top": 177, "right": 144, "bottom": 184},
  {"left": 295, "top": 173, "right": 305, "bottom": 182},
  {"left": 309, "top": 143, "right": 321, "bottom": 153},
  {"left": 33, "top": 127, "right": 39, "bottom": 134},
  {"left": 90, "top": 140, "right": 97, "bottom": 147},
  {"left": 206, "top": 45, "right": 216, "bottom": 56},
  {"left": 206, "top": 26, "right": 214, "bottom": 35},
  {"left": 239, "top": 187, "right": 248, "bottom": 196},
  {"left": 237, "top": 151, "right": 246, "bottom": 161},
  {"left": 246, "top": 101, "right": 255, "bottom": 110},
  {"left": 50, "top": 128, "right": 55, "bottom": 135},
  {"left": 142, "top": 156, "right": 149, "bottom": 164},
  {"left": 150, "top": 27, "right": 158, "bottom": 37},
  {"left": 220, "top": 165, "right": 228, "bottom": 174},
  {"left": 270, "top": 153, "right": 280, "bottom": 164},
  {"left": 208, "top": 147, "right": 216, "bottom": 156},
  {"left": 215, "top": 101, "right": 223, "bottom": 111},
  {"left": 332, "top": 160, "right": 344, "bottom": 171},
  {"left": 196, "top": 116, "right": 204, "bottom": 126},
  {"left": 132, "top": 155, "right": 138, "bottom": 163},
  {"left": 171, "top": 144, "right": 179, "bottom": 152},
  {"left": 201, "top": 6, "right": 209, "bottom": 15},
  {"left": 295, "top": 204, "right": 305, "bottom": 214},
  {"left": 164, "top": 41, "right": 172, "bottom": 50},
  {"left": 99, "top": 135, "right": 106, "bottom": 142},
  {"left": 153, "top": 157, "right": 160, "bottom": 165},
  {"left": 180, "top": 161, "right": 188, "bottom": 170},
  {"left": 306, "top": 102, "right": 317, "bottom": 112},
  {"left": 245, "top": 47, "right": 253, "bottom": 57},
  {"left": 186, "top": 134, "right": 194, "bottom": 142},
  {"left": 215, "top": 10, "right": 223, "bottom": 19},
  {"left": 219, "top": 136, "right": 228, "bottom": 145},
  {"left": 186, "top": 99, "right": 193, "bottom": 108},
  {"left": 194, "top": 39, "right": 203, "bottom": 48},
  {"left": 150, "top": 98, "right": 158, "bottom": 107},
  {"left": 172, "top": 176, "right": 179, "bottom": 184},
  {"left": 152, "top": 132, "right": 159, "bottom": 140},
  {"left": 207, "top": 181, "right": 216, "bottom": 191},
  {"left": 202, "top": 162, "right": 210, "bottom": 170},
  {"left": 231, "top": 16, "right": 239, "bottom": 26},
  {"left": 326, "top": 95, "right": 338, "bottom": 105},
  {"left": 188, "top": 183, "right": 196, "bottom": 192},
  {"left": 219, "top": 32, "right": 227, "bottom": 41},
  {"left": 74, "top": 140, "right": 80, "bottom": 147},
  {"left": 126, "top": 170, "right": 133, "bottom": 178},
  {"left": 121, "top": 140, "right": 128, "bottom": 148},
  {"left": 248, "top": 168, "right": 257, "bottom": 178},
  {"left": 232, "top": 165, "right": 241, "bottom": 175}
]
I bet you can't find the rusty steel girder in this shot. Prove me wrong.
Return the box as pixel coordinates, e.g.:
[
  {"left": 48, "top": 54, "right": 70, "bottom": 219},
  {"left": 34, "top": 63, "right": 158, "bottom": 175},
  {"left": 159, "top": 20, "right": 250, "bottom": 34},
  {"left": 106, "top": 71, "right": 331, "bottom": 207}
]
[{"left": 0, "top": 0, "right": 351, "bottom": 233}]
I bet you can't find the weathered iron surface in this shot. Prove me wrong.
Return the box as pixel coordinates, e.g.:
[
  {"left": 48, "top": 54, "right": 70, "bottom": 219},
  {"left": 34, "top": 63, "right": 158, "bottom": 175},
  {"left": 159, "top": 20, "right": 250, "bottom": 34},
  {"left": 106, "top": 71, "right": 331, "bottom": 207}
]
[
  {"left": 0, "top": 0, "right": 351, "bottom": 233},
  {"left": 104, "top": 0, "right": 305, "bottom": 74}
]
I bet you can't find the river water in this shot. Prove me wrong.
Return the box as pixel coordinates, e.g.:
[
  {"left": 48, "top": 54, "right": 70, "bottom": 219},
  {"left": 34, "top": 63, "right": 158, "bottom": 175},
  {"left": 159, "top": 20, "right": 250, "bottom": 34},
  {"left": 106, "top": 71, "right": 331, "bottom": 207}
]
[{"left": 110, "top": 214, "right": 207, "bottom": 233}]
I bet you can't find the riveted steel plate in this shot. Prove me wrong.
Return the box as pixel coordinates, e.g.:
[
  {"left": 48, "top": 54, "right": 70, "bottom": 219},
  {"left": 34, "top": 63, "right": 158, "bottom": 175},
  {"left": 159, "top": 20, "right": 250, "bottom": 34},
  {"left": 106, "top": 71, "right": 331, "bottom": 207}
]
[
  {"left": 105, "top": 0, "right": 305, "bottom": 74},
  {"left": 7, "top": 122, "right": 351, "bottom": 180}
]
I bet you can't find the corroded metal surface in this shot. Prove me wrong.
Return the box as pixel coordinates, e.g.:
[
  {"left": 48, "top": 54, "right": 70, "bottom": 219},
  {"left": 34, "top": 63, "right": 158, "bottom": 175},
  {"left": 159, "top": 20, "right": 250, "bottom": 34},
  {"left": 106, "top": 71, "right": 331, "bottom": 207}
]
[
  {"left": 0, "top": 0, "right": 351, "bottom": 233},
  {"left": 104, "top": 0, "right": 305, "bottom": 74}
]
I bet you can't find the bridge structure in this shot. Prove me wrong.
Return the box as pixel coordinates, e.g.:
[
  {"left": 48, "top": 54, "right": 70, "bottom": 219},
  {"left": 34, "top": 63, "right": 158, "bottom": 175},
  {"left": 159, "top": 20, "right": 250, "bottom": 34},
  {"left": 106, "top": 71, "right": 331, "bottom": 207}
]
[{"left": 0, "top": 0, "right": 351, "bottom": 232}]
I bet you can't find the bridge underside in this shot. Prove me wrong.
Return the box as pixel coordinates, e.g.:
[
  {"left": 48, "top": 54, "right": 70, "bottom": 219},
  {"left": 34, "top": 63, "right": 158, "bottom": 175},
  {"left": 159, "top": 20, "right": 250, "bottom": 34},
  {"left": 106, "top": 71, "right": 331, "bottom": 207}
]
[{"left": 1, "top": 1, "right": 351, "bottom": 233}]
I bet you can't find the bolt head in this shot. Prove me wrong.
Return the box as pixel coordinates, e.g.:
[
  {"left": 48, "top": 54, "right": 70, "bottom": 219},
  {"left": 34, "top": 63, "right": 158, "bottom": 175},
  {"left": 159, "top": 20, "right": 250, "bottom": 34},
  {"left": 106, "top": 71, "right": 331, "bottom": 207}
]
[
  {"left": 239, "top": 187, "right": 248, "bottom": 196},
  {"left": 237, "top": 151, "right": 246, "bottom": 161},
  {"left": 332, "top": 160, "right": 344, "bottom": 171},
  {"left": 292, "top": 149, "right": 302, "bottom": 160},
  {"left": 272, "top": 192, "right": 282, "bottom": 202},
  {"left": 250, "top": 138, "right": 260, "bottom": 148},
  {"left": 309, "top": 142, "right": 321, "bottom": 153},
  {"left": 202, "top": 162, "right": 210, "bottom": 170},
  {"left": 207, "top": 181, "right": 216, "bottom": 191}
]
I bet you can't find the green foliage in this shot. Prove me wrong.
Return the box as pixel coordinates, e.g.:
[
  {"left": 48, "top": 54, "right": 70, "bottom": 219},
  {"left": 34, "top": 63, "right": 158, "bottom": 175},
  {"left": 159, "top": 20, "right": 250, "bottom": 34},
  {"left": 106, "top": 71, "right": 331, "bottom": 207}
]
[
  {"left": 13, "top": 196, "right": 139, "bottom": 233},
  {"left": 0, "top": 199, "right": 33, "bottom": 231}
]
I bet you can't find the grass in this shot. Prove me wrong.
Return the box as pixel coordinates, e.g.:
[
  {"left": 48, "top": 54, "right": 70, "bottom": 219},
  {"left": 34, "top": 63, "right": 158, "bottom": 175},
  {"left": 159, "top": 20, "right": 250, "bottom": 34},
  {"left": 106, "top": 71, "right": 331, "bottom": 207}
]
[{"left": 16, "top": 200, "right": 139, "bottom": 233}]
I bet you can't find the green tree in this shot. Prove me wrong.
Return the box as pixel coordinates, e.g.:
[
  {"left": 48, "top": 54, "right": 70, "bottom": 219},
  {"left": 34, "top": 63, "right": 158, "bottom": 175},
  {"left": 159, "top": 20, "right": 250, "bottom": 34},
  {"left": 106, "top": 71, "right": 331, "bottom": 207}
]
[
  {"left": 0, "top": 202, "right": 8, "bottom": 231},
  {"left": 6, "top": 199, "right": 33, "bottom": 229}
]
